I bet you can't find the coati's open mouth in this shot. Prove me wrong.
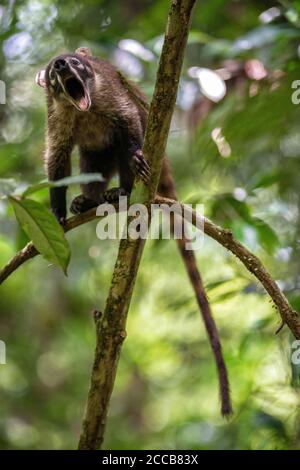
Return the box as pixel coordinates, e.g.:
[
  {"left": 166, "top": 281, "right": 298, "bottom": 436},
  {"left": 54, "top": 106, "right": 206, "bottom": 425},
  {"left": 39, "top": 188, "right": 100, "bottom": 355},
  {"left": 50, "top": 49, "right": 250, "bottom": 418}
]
[{"left": 64, "top": 76, "right": 91, "bottom": 112}]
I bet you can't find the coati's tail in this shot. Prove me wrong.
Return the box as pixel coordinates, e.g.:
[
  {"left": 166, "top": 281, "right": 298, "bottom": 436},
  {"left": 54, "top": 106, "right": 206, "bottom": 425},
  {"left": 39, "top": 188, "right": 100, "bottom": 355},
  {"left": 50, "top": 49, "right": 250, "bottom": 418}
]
[
  {"left": 175, "top": 237, "right": 232, "bottom": 416},
  {"left": 122, "top": 73, "right": 232, "bottom": 415},
  {"left": 158, "top": 160, "right": 232, "bottom": 416}
]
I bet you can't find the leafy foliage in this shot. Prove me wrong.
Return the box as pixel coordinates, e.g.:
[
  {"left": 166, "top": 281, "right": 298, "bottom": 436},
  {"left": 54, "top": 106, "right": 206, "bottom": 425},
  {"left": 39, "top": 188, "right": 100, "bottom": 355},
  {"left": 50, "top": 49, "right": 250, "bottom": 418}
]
[{"left": 9, "top": 197, "right": 70, "bottom": 274}]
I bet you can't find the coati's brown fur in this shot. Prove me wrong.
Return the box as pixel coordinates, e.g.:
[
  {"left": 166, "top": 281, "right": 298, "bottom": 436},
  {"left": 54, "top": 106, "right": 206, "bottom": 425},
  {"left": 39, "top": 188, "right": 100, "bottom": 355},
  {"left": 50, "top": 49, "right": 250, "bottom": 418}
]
[{"left": 36, "top": 48, "right": 232, "bottom": 416}]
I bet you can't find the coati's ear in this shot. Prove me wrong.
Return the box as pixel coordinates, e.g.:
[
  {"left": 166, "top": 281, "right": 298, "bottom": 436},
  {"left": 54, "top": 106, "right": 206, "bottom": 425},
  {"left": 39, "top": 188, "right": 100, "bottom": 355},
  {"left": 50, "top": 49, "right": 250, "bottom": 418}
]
[
  {"left": 35, "top": 70, "right": 46, "bottom": 88},
  {"left": 75, "top": 47, "right": 92, "bottom": 58}
]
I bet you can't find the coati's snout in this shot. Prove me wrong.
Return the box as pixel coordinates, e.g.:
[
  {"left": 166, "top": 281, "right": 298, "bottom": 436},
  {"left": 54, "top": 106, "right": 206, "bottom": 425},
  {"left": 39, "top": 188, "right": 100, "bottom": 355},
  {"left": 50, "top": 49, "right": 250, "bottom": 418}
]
[
  {"left": 36, "top": 52, "right": 94, "bottom": 112},
  {"left": 49, "top": 54, "right": 92, "bottom": 112}
]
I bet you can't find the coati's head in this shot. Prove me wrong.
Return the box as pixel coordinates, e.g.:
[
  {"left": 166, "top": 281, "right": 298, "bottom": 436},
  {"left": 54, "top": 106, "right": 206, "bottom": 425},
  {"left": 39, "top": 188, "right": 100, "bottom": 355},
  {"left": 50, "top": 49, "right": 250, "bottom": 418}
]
[{"left": 36, "top": 48, "right": 94, "bottom": 112}]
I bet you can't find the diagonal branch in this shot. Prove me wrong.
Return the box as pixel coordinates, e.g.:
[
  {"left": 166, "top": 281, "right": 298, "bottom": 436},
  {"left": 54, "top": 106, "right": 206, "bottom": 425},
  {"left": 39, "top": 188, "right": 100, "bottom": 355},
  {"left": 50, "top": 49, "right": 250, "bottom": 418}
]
[{"left": 1, "top": 196, "right": 299, "bottom": 339}]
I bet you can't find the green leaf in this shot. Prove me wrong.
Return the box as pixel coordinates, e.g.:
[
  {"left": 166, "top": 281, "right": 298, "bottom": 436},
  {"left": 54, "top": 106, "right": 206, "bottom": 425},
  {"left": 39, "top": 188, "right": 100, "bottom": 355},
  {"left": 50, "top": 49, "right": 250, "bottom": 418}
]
[
  {"left": 20, "top": 182, "right": 50, "bottom": 197},
  {"left": 9, "top": 197, "right": 71, "bottom": 274},
  {"left": 20, "top": 173, "right": 105, "bottom": 197},
  {"left": 15, "top": 225, "right": 30, "bottom": 251}
]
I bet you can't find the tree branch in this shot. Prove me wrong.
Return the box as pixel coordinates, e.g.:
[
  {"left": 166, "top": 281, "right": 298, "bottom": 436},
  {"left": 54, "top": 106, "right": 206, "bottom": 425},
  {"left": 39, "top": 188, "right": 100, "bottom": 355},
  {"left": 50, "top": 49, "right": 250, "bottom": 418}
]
[
  {"left": 77, "top": 0, "right": 197, "bottom": 450},
  {"left": 2, "top": 196, "right": 299, "bottom": 340}
]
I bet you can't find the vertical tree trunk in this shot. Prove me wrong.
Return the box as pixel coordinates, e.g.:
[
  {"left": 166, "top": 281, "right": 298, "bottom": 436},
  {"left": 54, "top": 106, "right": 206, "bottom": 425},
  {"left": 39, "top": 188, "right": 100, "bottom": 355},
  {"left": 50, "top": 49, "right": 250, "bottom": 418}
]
[{"left": 78, "top": 0, "right": 197, "bottom": 450}]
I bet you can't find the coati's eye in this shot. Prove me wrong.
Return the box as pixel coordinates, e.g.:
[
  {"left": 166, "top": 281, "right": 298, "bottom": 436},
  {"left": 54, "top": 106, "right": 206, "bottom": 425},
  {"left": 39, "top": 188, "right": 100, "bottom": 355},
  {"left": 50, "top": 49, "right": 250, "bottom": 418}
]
[{"left": 70, "top": 58, "right": 81, "bottom": 67}]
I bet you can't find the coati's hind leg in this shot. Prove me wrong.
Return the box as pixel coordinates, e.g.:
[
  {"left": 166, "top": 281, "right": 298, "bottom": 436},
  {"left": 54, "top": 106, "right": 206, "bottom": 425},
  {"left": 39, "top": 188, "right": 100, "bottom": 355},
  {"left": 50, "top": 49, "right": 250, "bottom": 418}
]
[
  {"left": 70, "top": 144, "right": 150, "bottom": 215},
  {"left": 70, "top": 147, "right": 116, "bottom": 215},
  {"left": 101, "top": 148, "right": 150, "bottom": 206}
]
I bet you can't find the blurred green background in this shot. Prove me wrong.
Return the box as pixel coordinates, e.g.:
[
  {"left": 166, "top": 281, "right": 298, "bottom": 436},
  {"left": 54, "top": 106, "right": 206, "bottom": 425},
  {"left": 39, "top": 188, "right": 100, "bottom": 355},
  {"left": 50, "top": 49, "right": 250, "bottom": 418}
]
[{"left": 1, "top": 0, "right": 300, "bottom": 450}]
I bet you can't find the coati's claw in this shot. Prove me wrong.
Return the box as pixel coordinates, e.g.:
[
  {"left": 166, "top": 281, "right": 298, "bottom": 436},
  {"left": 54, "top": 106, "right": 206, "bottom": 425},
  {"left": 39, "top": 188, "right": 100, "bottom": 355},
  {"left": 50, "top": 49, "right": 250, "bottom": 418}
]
[
  {"left": 70, "top": 194, "right": 98, "bottom": 214},
  {"left": 103, "top": 187, "right": 128, "bottom": 203},
  {"left": 132, "top": 149, "right": 151, "bottom": 183}
]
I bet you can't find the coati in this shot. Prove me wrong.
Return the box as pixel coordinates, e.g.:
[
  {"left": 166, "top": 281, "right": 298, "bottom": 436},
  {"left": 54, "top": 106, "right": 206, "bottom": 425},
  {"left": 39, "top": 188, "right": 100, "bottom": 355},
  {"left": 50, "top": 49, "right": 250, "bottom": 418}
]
[{"left": 36, "top": 47, "right": 232, "bottom": 416}]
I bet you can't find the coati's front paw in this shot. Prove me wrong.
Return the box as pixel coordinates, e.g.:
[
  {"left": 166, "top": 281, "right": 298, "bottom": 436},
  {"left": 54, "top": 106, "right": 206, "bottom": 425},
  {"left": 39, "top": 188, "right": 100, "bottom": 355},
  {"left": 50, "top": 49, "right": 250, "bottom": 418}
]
[
  {"left": 103, "top": 187, "right": 128, "bottom": 203},
  {"left": 132, "top": 149, "right": 151, "bottom": 184},
  {"left": 52, "top": 208, "right": 66, "bottom": 226},
  {"left": 70, "top": 194, "right": 98, "bottom": 215}
]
